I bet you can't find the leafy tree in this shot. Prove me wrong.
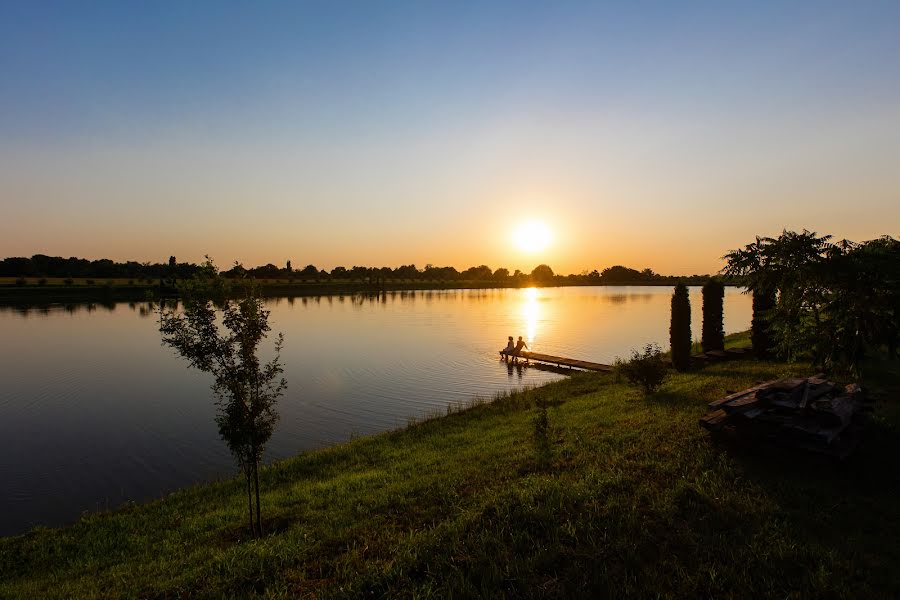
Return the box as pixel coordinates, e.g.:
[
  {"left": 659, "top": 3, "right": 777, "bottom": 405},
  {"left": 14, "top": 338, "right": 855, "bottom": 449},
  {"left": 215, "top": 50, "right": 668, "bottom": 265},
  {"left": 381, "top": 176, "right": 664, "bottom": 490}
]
[
  {"left": 531, "top": 264, "right": 555, "bottom": 282},
  {"left": 723, "top": 230, "right": 899, "bottom": 374},
  {"left": 493, "top": 267, "right": 510, "bottom": 280},
  {"left": 701, "top": 279, "right": 725, "bottom": 352},
  {"left": 669, "top": 283, "right": 692, "bottom": 371},
  {"left": 158, "top": 260, "right": 286, "bottom": 536},
  {"left": 461, "top": 265, "right": 493, "bottom": 280},
  {"left": 286, "top": 260, "right": 292, "bottom": 273}
]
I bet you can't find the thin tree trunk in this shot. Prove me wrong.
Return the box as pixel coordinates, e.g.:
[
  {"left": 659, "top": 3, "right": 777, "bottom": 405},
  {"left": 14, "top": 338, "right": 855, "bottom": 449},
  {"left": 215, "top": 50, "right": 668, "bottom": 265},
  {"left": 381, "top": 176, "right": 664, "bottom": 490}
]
[
  {"left": 254, "top": 458, "right": 262, "bottom": 535},
  {"left": 246, "top": 468, "right": 254, "bottom": 535}
]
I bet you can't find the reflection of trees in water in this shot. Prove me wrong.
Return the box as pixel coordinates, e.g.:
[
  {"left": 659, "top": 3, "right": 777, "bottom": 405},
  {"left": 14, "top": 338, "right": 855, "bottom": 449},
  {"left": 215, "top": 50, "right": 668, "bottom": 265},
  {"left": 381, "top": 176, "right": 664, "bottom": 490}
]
[{"left": 604, "top": 293, "right": 654, "bottom": 304}]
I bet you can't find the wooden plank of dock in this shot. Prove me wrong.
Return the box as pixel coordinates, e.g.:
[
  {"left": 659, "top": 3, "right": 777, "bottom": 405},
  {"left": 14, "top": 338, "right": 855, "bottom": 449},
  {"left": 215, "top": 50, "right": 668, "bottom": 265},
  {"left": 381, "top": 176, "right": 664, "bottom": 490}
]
[{"left": 500, "top": 350, "right": 613, "bottom": 372}]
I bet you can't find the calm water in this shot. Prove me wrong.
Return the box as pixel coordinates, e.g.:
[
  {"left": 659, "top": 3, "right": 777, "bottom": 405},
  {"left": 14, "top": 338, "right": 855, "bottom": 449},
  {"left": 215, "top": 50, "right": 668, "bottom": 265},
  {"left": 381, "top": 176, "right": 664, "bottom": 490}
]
[{"left": 0, "top": 286, "right": 750, "bottom": 535}]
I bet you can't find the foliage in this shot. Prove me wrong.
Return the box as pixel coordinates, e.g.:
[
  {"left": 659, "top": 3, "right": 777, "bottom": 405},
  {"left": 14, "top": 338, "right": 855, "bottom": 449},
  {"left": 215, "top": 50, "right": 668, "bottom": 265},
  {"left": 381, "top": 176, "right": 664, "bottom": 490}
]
[
  {"left": 723, "top": 230, "right": 899, "bottom": 374},
  {"left": 701, "top": 279, "right": 725, "bottom": 352},
  {"left": 159, "top": 259, "right": 286, "bottom": 536},
  {"left": 530, "top": 264, "right": 555, "bottom": 282},
  {"left": 616, "top": 343, "right": 668, "bottom": 393},
  {"left": 669, "top": 283, "right": 692, "bottom": 371},
  {"left": 751, "top": 287, "right": 776, "bottom": 358}
]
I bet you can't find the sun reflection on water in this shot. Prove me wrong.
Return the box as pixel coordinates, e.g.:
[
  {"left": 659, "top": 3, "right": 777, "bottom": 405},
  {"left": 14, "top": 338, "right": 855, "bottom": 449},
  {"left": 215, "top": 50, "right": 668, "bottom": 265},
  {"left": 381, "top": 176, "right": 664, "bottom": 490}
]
[{"left": 522, "top": 287, "right": 539, "bottom": 346}]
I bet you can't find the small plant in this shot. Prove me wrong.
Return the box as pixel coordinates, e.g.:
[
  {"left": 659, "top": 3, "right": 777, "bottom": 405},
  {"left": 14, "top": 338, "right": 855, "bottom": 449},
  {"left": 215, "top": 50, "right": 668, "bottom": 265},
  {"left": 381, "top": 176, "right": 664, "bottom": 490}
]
[
  {"left": 532, "top": 395, "right": 552, "bottom": 467},
  {"left": 617, "top": 343, "right": 668, "bottom": 394},
  {"left": 15, "top": 277, "right": 27, "bottom": 286}
]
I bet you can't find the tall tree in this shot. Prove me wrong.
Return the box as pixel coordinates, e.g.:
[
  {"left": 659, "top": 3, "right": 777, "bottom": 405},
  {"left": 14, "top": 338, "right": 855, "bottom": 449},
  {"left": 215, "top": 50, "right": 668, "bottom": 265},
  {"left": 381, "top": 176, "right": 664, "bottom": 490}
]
[
  {"left": 751, "top": 287, "right": 776, "bottom": 358},
  {"left": 531, "top": 264, "right": 555, "bottom": 282},
  {"left": 701, "top": 279, "right": 725, "bottom": 352},
  {"left": 669, "top": 283, "right": 692, "bottom": 371},
  {"left": 158, "top": 260, "right": 285, "bottom": 535}
]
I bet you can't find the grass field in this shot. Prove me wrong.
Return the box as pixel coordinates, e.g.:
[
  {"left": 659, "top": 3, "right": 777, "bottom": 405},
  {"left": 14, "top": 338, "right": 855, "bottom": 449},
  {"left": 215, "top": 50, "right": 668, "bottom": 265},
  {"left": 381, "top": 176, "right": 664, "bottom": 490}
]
[{"left": 2, "top": 333, "right": 898, "bottom": 598}]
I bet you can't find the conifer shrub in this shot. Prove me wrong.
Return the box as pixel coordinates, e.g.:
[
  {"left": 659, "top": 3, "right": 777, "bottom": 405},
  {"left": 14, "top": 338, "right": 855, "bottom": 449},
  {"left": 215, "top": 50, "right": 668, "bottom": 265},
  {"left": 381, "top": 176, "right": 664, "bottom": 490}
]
[
  {"left": 752, "top": 287, "right": 776, "bottom": 358},
  {"left": 670, "top": 282, "right": 692, "bottom": 371},
  {"left": 616, "top": 343, "right": 668, "bottom": 394},
  {"left": 701, "top": 279, "right": 725, "bottom": 352}
]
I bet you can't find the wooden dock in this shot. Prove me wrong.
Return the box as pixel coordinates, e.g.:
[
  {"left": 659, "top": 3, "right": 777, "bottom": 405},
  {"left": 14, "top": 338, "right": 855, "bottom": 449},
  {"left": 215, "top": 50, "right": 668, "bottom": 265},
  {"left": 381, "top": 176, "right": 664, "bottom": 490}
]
[{"left": 500, "top": 350, "right": 613, "bottom": 372}]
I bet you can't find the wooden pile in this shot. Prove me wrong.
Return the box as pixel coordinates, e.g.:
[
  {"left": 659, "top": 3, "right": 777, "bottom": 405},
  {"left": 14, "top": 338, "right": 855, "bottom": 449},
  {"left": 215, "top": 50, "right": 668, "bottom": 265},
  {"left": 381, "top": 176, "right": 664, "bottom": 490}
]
[{"left": 700, "top": 375, "right": 873, "bottom": 457}]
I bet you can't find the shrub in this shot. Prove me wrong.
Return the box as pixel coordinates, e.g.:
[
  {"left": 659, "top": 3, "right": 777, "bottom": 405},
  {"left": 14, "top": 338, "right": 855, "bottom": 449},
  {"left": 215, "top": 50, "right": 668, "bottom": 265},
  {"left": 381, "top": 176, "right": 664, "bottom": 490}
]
[
  {"left": 38, "top": 278, "right": 47, "bottom": 286},
  {"left": 617, "top": 343, "right": 668, "bottom": 394},
  {"left": 63, "top": 278, "right": 74, "bottom": 286},
  {"left": 128, "top": 279, "right": 134, "bottom": 286},
  {"left": 670, "top": 283, "right": 692, "bottom": 371},
  {"left": 85, "top": 279, "right": 95, "bottom": 285},
  {"left": 701, "top": 279, "right": 725, "bottom": 352},
  {"left": 15, "top": 277, "right": 27, "bottom": 286}
]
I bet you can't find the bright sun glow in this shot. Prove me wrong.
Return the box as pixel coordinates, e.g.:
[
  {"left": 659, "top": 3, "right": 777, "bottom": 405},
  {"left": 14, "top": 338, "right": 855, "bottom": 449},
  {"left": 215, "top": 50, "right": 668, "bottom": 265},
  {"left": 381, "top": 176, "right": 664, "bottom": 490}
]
[{"left": 513, "top": 220, "right": 552, "bottom": 254}]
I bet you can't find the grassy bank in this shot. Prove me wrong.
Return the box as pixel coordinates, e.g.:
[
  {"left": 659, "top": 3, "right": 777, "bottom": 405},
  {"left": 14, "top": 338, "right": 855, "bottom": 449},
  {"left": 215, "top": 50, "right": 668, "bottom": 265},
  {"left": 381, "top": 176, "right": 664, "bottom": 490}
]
[{"left": 2, "top": 335, "right": 898, "bottom": 598}]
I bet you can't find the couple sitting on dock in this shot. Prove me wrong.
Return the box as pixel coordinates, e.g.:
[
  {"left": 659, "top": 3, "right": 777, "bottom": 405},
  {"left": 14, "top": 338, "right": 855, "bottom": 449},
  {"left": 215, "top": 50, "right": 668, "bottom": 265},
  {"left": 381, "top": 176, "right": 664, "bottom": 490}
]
[{"left": 500, "top": 336, "right": 529, "bottom": 362}]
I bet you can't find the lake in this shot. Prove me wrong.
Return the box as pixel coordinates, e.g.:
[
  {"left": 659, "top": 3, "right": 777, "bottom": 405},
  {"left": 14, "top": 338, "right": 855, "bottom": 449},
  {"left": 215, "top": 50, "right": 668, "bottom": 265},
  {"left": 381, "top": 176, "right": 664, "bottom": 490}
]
[{"left": 0, "top": 285, "right": 751, "bottom": 536}]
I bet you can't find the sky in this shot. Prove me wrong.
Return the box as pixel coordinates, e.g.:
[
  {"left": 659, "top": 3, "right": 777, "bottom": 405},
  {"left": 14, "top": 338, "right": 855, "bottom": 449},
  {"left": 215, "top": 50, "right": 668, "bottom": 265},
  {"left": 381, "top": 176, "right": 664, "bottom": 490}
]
[{"left": 2, "top": 1, "right": 899, "bottom": 275}]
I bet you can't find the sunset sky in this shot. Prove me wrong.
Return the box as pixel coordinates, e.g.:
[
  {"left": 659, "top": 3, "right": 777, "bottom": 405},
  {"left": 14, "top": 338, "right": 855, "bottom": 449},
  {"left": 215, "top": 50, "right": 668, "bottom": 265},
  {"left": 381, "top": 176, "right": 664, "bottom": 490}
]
[{"left": 2, "top": 1, "right": 899, "bottom": 275}]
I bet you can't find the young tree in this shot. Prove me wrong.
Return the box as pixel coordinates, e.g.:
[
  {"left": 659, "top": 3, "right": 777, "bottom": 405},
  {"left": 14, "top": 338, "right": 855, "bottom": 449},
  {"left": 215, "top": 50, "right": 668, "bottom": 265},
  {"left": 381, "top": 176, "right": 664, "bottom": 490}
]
[
  {"left": 159, "top": 261, "right": 285, "bottom": 536},
  {"left": 701, "top": 279, "right": 725, "bottom": 352},
  {"left": 669, "top": 283, "right": 692, "bottom": 371}
]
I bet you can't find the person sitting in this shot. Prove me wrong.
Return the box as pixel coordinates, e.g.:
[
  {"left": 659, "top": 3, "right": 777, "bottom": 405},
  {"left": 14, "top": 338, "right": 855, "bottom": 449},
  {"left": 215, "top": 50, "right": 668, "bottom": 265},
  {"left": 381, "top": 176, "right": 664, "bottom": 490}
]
[
  {"left": 513, "top": 336, "right": 529, "bottom": 362},
  {"left": 501, "top": 336, "right": 515, "bottom": 358}
]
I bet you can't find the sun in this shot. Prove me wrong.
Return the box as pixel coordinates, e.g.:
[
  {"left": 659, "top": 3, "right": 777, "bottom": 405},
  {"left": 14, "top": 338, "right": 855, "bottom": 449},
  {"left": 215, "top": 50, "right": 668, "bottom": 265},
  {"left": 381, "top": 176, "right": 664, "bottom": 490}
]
[{"left": 513, "top": 220, "right": 552, "bottom": 254}]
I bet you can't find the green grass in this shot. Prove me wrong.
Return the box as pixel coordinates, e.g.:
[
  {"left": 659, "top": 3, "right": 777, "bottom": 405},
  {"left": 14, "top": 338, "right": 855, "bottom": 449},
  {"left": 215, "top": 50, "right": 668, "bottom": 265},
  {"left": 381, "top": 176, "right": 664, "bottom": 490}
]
[{"left": 2, "top": 335, "right": 899, "bottom": 598}]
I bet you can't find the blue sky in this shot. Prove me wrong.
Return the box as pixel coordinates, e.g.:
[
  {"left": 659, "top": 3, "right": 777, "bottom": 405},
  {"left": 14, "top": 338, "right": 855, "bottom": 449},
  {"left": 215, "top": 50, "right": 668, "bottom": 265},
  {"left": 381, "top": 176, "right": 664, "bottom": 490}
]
[{"left": 2, "top": 1, "right": 899, "bottom": 273}]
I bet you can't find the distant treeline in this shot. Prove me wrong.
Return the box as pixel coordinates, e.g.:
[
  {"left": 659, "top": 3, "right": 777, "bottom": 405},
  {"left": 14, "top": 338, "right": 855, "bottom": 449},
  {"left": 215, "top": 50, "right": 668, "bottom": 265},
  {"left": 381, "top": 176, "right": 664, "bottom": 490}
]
[{"left": 0, "top": 255, "right": 716, "bottom": 285}]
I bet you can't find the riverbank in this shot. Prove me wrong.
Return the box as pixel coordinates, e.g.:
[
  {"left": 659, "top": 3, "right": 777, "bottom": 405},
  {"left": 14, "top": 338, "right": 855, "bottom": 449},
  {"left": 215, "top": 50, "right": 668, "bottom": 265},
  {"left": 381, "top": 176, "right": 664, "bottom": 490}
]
[
  {"left": 0, "top": 277, "right": 740, "bottom": 304},
  {"left": 2, "top": 334, "right": 898, "bottom": 598}
]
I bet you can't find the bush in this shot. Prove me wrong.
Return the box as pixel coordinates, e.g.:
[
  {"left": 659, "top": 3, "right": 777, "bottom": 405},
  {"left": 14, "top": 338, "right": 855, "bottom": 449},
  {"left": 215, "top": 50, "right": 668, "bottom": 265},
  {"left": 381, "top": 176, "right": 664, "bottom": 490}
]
[
  {"left": 63, "top": 278, "right": 74, "bottom": 286},
  {"left": 616, "top": 343, "right": 668, "bottom": 394},
  {"left": 15, "top": 277, "right": 27, "bottom": 286},
  {"left": 670, "top": 283, "right": 692, "bottom": 371},
  {"left": 38, "top": 278, "right": 47, "bottom": 286},
  {"left": 701, "top": 279, "right": 725, "bottom": 352},
  {"left": 128, "top": 279, "right": 134, "bottom": 286},
  {"left": 85, "top": 279, "right": 95, "bottom": 285}
]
